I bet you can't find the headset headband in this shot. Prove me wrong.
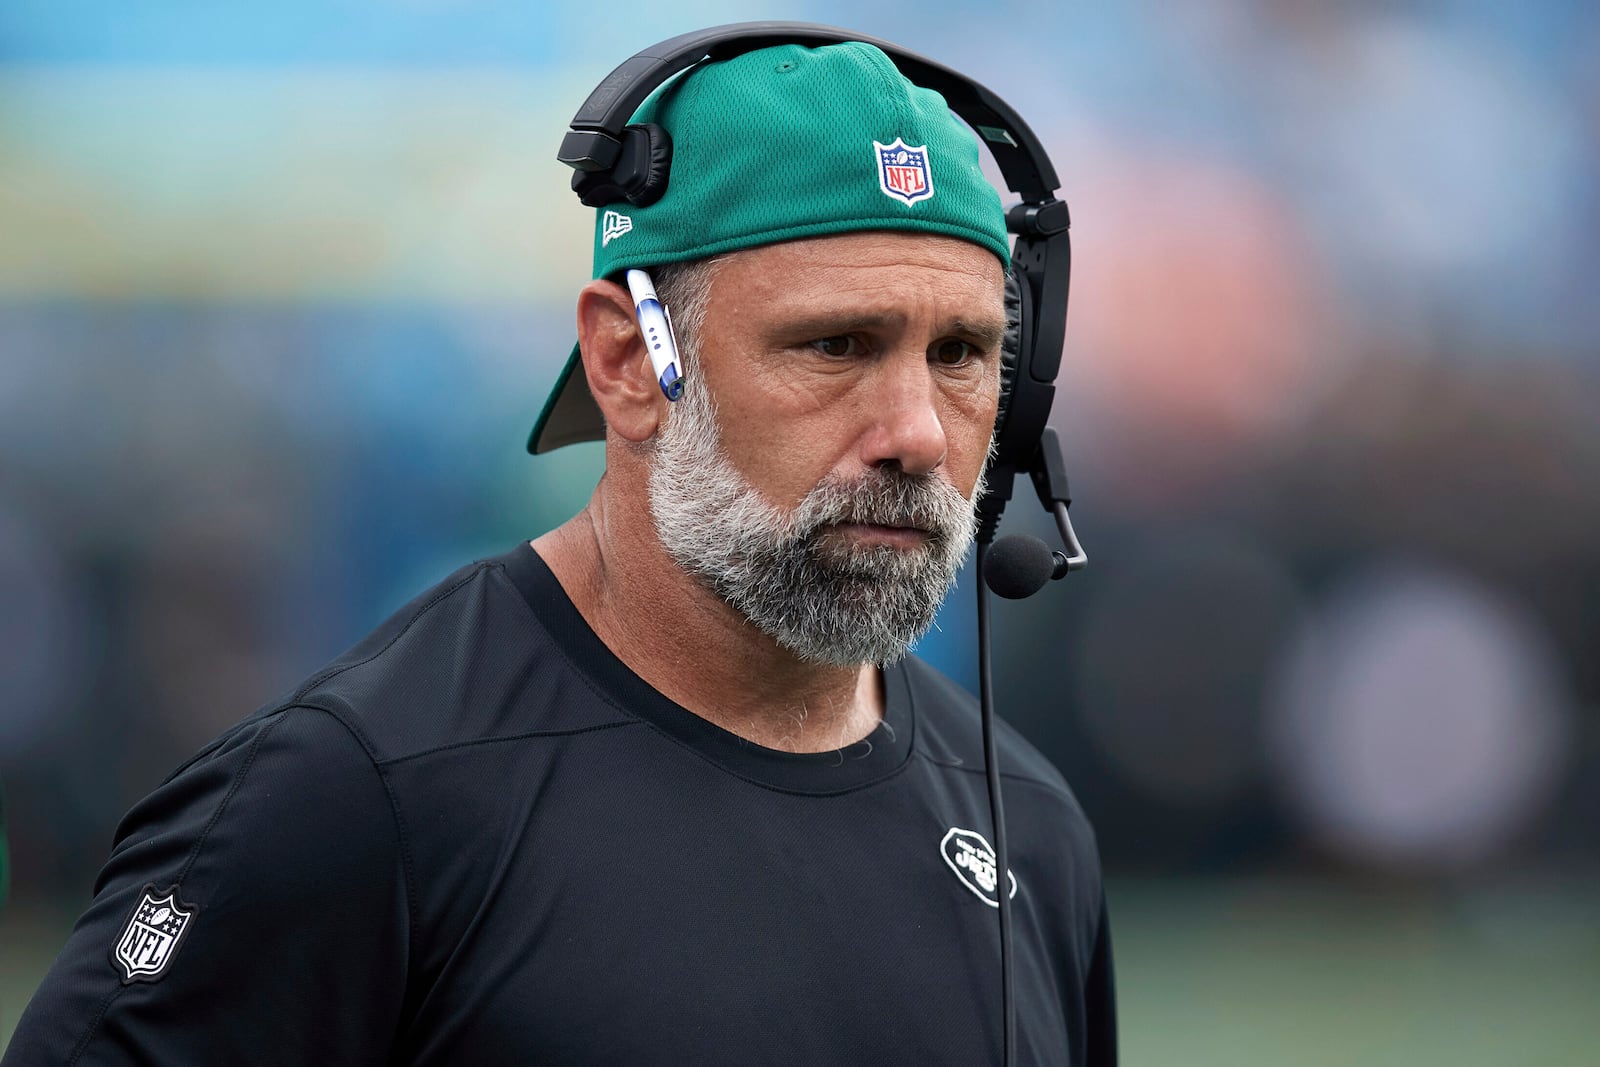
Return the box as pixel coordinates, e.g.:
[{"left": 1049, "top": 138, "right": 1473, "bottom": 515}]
[{"left": 558, "top": 23, "right": 1059, "bottom": 202}]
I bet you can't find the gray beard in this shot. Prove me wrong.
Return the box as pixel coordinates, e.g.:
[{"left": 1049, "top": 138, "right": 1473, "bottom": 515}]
[{"left": 646, "top": 372, "right": 983, "bottom": 667}]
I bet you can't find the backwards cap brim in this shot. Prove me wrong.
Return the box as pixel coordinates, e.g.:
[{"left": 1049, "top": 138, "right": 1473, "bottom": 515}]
[{"left": 527, "top": 342, "right": 605, "bottom": 454}]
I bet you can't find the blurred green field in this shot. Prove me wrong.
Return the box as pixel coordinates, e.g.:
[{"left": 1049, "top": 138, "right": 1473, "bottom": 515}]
[
  {"left": 1110, "top": 879, "right": 1599, "bottom": 1066},
  {"left": 5, "top": 878, "right": 1598, "bottom": 1063}
]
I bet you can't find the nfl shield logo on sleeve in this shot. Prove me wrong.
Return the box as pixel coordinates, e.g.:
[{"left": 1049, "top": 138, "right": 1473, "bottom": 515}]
[
  {"left": 112, "top": 884, "right": 198, "bottom": 983},
  {"left": 874, "top": 138, "right": 935, "bottom": 205}
]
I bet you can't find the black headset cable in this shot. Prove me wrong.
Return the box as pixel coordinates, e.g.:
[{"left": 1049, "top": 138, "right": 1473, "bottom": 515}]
[{"left": 975, "top": 537, "right": 1017, "bottom": 1067}]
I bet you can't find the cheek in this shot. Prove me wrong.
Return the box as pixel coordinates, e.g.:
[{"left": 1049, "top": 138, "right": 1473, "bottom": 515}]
[
  {"left": 705, "top": 381, "right": 846, "bottom": 508},
  {"left": 942, "top": 362, "right": 1002, "bottom": 431},
  {"left": 702, "top": 357, "right": 1002, "bottom": 505},
  {"left": 949, "top": 405, "right": 1000, "bottom": 486},
  {"left": 941, "top": 374, "right": 1002, "bottom": 487}
]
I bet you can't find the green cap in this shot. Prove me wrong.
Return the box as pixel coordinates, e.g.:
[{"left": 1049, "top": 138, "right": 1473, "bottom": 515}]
[{"left": 528, "top": 40, "right": 1009, "bottom": 454}]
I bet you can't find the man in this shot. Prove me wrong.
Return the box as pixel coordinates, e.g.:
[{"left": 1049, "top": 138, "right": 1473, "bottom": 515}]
[{"left": 6, "top": 37, "right": 1114, "bottom": 1065}]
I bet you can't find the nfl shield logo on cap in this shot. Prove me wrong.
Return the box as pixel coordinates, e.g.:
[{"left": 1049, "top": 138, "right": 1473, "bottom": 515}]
[{"left": 874, "top": 138, "right": 935, "bottom": 205}]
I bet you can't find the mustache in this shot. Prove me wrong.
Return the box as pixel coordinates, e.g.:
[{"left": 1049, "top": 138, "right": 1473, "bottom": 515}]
[{"left": 795, "top": 469, "right": 974, "bottom": 538}]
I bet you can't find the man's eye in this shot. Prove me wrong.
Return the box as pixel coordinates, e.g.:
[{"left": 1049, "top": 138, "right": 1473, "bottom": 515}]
[
  {"left": 810, "top": 336, "right": 861, "bottom": 357},
  {"left": 933, "top": 339, "right": 977, "bottom": 366}
]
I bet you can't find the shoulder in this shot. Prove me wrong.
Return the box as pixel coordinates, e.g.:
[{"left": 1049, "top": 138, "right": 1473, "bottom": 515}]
[
  {"left": 11, "top": 705, "right": 411, "bottom": 1064},
  {"left": 113, "top": 704, "right": 399, "bottom": 892},
  {"left": 899, "top": 654, "right": 1085, "bottom": 810},
  {"left": 279, "top": 545, "right": 632, "bottom": 764},
  {"left": 899, "top": 654, "right": 1101, "bottom": 875}
]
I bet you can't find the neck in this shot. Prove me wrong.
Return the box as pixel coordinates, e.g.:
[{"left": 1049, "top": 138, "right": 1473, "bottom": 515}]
[{"left": 532, "top": 475, "right": 884, "bottom": 754}]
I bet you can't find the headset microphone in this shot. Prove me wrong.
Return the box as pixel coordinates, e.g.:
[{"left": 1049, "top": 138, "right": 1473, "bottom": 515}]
[{"left": 983, "top": 535, "right": 1072, "bottom": 600}]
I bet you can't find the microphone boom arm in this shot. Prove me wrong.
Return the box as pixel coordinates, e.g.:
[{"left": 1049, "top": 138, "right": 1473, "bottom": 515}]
[{"left": 1029, "top": 426, "right": 1087, "bottom": 571}]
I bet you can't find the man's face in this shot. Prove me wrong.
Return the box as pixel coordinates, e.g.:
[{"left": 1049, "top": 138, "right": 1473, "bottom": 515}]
[{"left": 646, "top": 231, "right": 1007, "bottom": 666}]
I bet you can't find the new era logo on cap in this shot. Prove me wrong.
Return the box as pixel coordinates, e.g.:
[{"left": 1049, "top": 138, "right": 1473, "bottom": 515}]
[
  {"left": 602, "top": 209, "right": 633, "bottom": 246},
  {"left": 875, "top": 138, "right": 934, "bottom": 205}
]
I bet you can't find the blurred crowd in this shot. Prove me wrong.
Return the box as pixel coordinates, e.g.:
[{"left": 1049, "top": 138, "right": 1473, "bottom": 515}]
[{"left": 1, "top": 0, "right": 1597, "bottom": 910}]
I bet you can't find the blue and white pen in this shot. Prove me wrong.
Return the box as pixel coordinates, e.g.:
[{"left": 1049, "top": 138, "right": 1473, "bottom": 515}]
[{"left": 625, "top": 268, "right": 684, "bottom": 402}]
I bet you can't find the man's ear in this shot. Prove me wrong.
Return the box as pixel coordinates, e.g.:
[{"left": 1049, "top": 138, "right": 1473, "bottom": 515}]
[{"left": 576, "top": 278, "right": 665, "bottom": 444}]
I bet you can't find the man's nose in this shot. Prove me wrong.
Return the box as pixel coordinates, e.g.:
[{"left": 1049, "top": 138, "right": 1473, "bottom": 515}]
[{"left": 858, "top": 356, "right": 948, "bottom": 476}]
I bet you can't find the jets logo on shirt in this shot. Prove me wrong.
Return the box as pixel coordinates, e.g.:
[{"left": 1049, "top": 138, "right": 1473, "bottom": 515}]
[
  {"left": 941, "top": 827, "right": 1018, "bottom": 907},
  {"left": 875, "top": 139, "right": 934, "bottom": 205},
  {"left": 111, "top": 885, "right": 197, "bottom": 983}
]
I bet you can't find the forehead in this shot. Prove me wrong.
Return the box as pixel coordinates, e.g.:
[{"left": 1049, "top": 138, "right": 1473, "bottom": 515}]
[{"left": 706, "top": 231, "right": 1007, "bottom": 322}]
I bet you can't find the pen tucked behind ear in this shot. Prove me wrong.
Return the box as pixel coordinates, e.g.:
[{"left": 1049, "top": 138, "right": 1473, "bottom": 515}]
[{"left": 626, "top": 269, "right": 684, "bottom": 401}]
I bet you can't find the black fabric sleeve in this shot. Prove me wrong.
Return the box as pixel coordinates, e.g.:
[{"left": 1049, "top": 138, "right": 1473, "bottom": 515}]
[
  {"left": 1083, "top": 893, "right": 1118, "bottom": 1066},
  {"left": 3, "top": 707, "right": 410, "bottom": 1066}
]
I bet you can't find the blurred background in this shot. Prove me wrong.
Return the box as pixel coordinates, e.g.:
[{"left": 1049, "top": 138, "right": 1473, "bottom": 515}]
[{"left": 2, "top": 0, "right": 1597, "bottom": 1062}]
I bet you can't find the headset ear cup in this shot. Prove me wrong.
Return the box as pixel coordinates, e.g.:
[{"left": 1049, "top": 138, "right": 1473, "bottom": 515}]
[
  {"left": 995, "top": 269, "right": 1025, "bottom": 445},
  {"left": 627, "top": 122, "right": 673, "bottom": 206},
  {"left": 571, "top": 123, "right": 674, "bottom": 207}
]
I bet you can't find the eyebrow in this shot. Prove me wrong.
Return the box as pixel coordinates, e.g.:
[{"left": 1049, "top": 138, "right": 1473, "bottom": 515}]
[
  {"left": 948, "top": 317, "right": 1008, "bottom": 349},
  {"left": 776, "top": 312, "right": 1008, "bottom": 350}
]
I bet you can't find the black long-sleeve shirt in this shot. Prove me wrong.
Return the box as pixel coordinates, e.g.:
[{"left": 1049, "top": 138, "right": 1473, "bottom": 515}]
[{"left": 6, "top": 542, "right": 1115, "bottom": 1065}]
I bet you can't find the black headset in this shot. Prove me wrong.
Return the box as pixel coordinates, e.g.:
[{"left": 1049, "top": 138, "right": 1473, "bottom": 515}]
[{"left": 556, "top": 21, "right": 1080, "bottom": 545}]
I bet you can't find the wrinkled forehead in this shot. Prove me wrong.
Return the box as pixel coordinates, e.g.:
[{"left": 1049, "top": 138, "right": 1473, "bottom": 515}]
[{"left": 702, "top": 231, "right": 1008, "bottom": 325}]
